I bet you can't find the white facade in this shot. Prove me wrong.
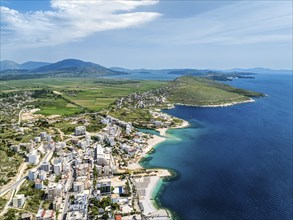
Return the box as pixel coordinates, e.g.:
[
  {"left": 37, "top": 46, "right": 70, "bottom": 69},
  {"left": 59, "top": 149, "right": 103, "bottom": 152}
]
[
  {"left": 73, "top": 181, "right": 84, "bottom": 193},
  {"left": 40, "top": 161, "right": 51, "bottom": 172},
  {"left": 28, "top": 169, "right": 38, "bottom": 181},
  {"left": 34, "top": 136, "right": 41, "bottom": 143},
  {"left": 53, "top": 163, "right": 62, "bottom": 175},
  {"left": 40, "top": 132, "right": 47, "bottom": 140},
  {"left": 35, "top": 179, "right": 43, "bottom": 189},
  {"left": 39, "top": 170, "right": 47, "bottom": 180},
  {"left": 75, "top": 126, "right": 86, "bottom": 136},
  {"left": 28, "top": 150, "right": 39, "bottom": 164},
  {"left": 12, "top": 194, "right": 25, "bottom": 208},
  {"left": 48, "top": 183, "right": 63, "bottom": 200}
]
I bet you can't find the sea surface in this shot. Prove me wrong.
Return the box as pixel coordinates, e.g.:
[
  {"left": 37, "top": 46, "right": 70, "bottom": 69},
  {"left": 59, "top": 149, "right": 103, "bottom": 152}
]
[{"left": 140, "top": 74, "right": 293, "bottom": 220}]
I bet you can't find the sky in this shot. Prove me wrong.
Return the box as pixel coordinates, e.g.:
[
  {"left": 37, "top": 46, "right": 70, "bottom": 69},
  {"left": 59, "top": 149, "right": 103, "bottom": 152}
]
[{"left": 0, "top": 0, "right": 292, "bottom": 69}]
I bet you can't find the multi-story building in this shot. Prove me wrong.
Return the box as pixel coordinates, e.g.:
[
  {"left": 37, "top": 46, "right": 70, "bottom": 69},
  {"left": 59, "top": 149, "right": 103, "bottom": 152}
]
[
  {"left": 40, "top": 161, "right": 51, "bottom": 172},
  {"left": 48, "top": 183, "right": 63, "bottom": 200},
  {"left": 39, "top": 170, "right": 47, "bottom": 180},
  {"left": 75, "top": 126, "right": 86, "bottom": 136},
  {"left": 12, "top": 194, "right": 25, "bottom": 208},
  {"left": 28, "top": 169, "right": 38, "bottom": 181},
  {"left": 73, "top": 181, "right": 84, "bottom": 193},
  {"left": 35, "top": 179, "right": 43, "bottom": 190},
  {"left": 28, "top": 150, "right": 39, "bottom": 164}
]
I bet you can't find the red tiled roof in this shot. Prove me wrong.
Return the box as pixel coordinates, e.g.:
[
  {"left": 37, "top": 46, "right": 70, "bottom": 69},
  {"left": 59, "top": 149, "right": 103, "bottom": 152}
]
[{"left": 115, "top": 215, "right": 122, "bottom": 220}]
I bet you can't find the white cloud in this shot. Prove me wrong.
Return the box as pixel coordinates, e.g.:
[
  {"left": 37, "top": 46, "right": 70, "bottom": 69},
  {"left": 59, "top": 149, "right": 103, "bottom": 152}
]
[
  {"left": 0, "top": 0, "right": 160, "bottom": 47},
  {"left": 140, "top": 1, "right": 292, "bottom": 46}
]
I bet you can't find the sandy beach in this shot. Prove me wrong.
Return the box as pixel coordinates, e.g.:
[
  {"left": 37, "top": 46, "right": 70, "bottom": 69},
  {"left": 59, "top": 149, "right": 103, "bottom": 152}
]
[
  {"left": 135, "top": 175, "right": 171, "bottom": 219},
  {"left": 127, "top": 118, "right": 189, "bottom": 218},
  {"left": 156, "top": 119, "right": 189, "bottom": 136}
]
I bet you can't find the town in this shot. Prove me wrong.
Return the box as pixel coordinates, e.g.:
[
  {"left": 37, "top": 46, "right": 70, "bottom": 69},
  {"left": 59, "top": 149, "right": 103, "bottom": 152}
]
[{"left": 0, "top": 91, "right": 184, "bottom": 220}]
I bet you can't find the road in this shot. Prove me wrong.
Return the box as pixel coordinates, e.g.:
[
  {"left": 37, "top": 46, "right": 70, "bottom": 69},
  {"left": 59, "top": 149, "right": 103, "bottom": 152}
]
[
  {"left": 56, "top": 128, "right": 64, "bottom": 141},
  {"left": 0, "top": 148, "right": 54, "bottom": 216},
  {"left": 17, "top": 106, "right": 24, "bottom": 125}
]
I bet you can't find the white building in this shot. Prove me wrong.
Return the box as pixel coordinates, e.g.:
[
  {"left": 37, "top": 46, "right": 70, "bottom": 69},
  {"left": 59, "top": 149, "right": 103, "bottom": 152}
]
[
  {"left": 28, "top": 150, "right": 39, "bottom": 164},
  {"left": 34, "top": 136, "right": 41, "bottom": 143},
  {"left": 46, "top": 135, "right": 52, "bottom": 142},
  {"left": 12, "top": 194, "right": 25, "bottom": 208},
  {"left": 95, "top": 145, "right": 108, "bottom": 166},
  {"left": 53, "top": 163, "right": 62, "bottom": 175},
  {"left": 35, "top": 179, "right": 43, "bottom": 190},
  {"left": 39, "top": 170, "right": 47, "bottom": 180},
  {"left": 48, "top": 183, "right": 63, "bottom": 200},
  {"left": 75, "top": 126, "right": 86, "bottom": 136},
  {"left": 11, "top": 145, "right": 20, "bottom": 152},
  {"left": 73, "top": 181, "right": 84, "bottom": 193},
  {"left": 40, "top": 161, "right": 51, "bottom": 172},
  {"left": 28, "top": 169, "right": 38, "bottom": 181},
  {"left": 40, "top": 132, "right": 47, "bottom": 140}
]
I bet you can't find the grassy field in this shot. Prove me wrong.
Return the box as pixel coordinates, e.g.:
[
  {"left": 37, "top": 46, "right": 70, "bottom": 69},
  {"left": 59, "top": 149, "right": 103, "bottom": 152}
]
[
  {"left": 18, "top": 180, "right": 44, "bottom": 213},
  {"left": 109, "top": 108, "right": 153, "bottom": 126},
  {"left": 0, "top": 197, "right": 6, "bottom": 211},
  {"left": 1, "top": 78, "right": 167, "bottom": 115},
  {"left": 31, "top": 97, "right": 83, "bottom": 116},
  {"left": 0, "top": 149, "right": 23, "bottom": 187}
]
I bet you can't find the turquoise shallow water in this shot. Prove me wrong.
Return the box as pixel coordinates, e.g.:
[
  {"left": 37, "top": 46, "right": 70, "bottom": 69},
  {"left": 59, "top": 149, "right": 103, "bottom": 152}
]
[{"left": 140, "top": 74, "right": 293, "bottom": 220}]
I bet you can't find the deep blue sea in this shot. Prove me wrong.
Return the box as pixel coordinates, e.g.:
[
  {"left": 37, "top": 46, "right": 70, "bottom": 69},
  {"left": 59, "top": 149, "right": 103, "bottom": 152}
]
[{"left": 140, "top": 74, "right": 293, "bottom": 220}]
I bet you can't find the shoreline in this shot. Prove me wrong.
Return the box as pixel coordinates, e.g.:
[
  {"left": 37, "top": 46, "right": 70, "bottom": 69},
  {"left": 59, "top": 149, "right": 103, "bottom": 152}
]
[
  {"left": 174, "top": 98, "right": 255, "bottom": 108},
  {"left": 130, "top": 118, "right": 190, "bottom": 219}
]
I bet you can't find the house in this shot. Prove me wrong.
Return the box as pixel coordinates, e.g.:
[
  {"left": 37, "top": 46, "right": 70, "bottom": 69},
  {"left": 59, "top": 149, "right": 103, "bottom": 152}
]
[
  {"left": 21, "top": 213, "right": 32, "bottom": 220},
  {"left": 36, "top": 209, "right": 55, "bottom": 220},
  {"left": 111, "top": 194, "right": 119, "bottom": 204},
  {"left": 115, "top": 215, "right": 122, "bottom": 220}
]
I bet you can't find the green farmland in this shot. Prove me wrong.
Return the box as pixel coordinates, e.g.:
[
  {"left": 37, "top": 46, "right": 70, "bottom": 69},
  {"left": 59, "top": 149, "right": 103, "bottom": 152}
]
[{"left": 0, "top": 78, "right": 167, "bottom": 115}]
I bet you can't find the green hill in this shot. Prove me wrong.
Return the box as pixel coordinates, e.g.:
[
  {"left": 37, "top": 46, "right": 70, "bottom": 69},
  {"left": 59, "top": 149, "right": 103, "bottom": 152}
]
[{"left": 167, "top": 76, "right": 264, "bottom": 106}]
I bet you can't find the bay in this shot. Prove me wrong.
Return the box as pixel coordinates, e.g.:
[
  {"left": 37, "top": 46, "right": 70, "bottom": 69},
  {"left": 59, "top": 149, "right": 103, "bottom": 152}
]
[{"left": 141, "top": 74, "right": 293, "bottom": 220}]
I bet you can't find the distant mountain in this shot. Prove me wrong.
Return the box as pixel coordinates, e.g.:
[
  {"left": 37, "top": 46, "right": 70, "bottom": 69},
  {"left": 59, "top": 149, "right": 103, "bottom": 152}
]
[
  {"left": 110, "top": 67, "right": 131, "bottom": 73},
  {"left": 167, "top": 69, "right": 210, "bottom": 76},
  {"left": 109, "top": 67, "right": 179, "bottom": 75},
  {"left": 21, "top": 61, "right": 51, "bottom": 70},
  {"left": 31, "top": 59, "right": 124, "bottom": 76},
  {"left": 33, "top": 59, "right": 98, "bottom": 72},
  {"left": 0, "top": 60, "right": 20, "bottom": 71},
  {"left": 0, "top": 60, "right": 50, "bottom": 71},
  {"left": 230, "top": 68, "right": 292, "bottom": 75},
  {"left": 109, "top": 67, "right": 257, "bottom": 81},
  {"left": 0, "top": 59, "right": 126, "bottom": 80}
]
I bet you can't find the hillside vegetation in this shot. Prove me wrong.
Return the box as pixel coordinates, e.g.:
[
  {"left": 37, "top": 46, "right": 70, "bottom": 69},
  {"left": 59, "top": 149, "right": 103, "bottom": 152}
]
[
  {"left": 0, "top": 76, "right": 264, "bottom": 117},
  {"left": 167, "top": 76, "right": 264, "bottom": 106}
]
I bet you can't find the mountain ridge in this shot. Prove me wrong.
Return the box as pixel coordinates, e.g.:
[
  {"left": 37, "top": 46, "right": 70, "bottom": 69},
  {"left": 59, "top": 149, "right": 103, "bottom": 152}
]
[{"left": 0, "top": 59, "right": 126, "bottom": 79}]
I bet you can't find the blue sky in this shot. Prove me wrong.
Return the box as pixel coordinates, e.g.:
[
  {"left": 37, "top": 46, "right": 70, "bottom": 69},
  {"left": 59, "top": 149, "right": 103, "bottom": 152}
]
[{"left": 0, "top": 0, "right": 292, "bottom": 69}]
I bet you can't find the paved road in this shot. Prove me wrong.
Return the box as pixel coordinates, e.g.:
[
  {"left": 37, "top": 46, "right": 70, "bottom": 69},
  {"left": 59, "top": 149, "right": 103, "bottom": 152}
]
[{"left": 0, "top": 146, "right": 54, "bottom": 195}]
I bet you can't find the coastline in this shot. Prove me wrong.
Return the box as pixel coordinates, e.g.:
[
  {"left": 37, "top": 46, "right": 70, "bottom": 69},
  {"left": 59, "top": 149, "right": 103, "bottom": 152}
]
[
  {"left": 130, "top": 118, "right": 190, "bottom": 219},
  {"left": 133, "top": 99, "right": 251, "bottom": 218},
  {"left": 174, "top": 98, "right": 255, "bottom": 108}
]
